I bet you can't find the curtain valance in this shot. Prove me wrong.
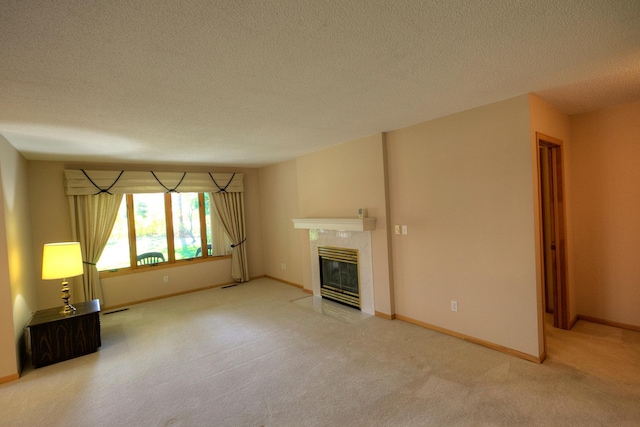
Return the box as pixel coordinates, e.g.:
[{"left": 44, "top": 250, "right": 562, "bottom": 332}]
[{"left": 64, "top": 170, "right": 243, "bottom": 195}]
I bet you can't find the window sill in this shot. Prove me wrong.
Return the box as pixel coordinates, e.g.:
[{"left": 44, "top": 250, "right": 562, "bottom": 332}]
[{"left": 98, "top": 255, "right": 232, "bottom": 278}]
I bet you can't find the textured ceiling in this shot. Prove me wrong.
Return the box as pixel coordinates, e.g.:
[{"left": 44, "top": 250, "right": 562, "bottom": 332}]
[{"left": 1, "top": 1, "right": 639, "bottom": 167}]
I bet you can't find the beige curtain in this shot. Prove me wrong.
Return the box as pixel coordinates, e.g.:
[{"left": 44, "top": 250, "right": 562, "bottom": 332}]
[
  {"left": 209, "top": 203, "right": 232, "bottom": 256},
  {"left": 69, "top": 193, "right": 124, "bottom": 303},
  {"left": 210, "top": 192, "right": 249, "bottom": 282}
]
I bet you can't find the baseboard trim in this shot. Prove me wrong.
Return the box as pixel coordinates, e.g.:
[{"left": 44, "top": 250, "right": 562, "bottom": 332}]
[
  {"left": 103, "top": 280, "right": 237, "bottom": 311},
  {"left": 264, "top": 275, "right": 314, "bottom": 294},
  {"left": 395, "top": 314, "right": 542, "bottom": 364},
  {"left": 569, "top": 315, "right": 579, "bottom": 329},
  {"left": 375, "top": 311, "right": 395, "bottom": 320},
  {"left": 265, "top": 275, "right": 303, "bottom": 289},
  {"left": 577, "top": 314, "right": 640, "bottom": 332},
  {"left": 0, "top": 373, "right": 19, "bottom": 384},
  {"left": 538, "top": 350, "right": 547, "bottom": 363}
]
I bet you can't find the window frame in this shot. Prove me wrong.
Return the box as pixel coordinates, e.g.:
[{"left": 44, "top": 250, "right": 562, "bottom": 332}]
[{"left": 99, "top": 192, "right": 230, "bottom": 277}]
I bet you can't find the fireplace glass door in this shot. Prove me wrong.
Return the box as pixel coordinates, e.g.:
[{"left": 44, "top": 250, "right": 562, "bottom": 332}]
[{"left": 318, "top": 246, "right": 360, "bottom": 308}]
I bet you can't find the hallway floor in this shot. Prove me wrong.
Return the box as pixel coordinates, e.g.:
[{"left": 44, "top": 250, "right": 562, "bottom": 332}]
[{"left": 545, "top": 313, "right": 640, "bottom": 384}]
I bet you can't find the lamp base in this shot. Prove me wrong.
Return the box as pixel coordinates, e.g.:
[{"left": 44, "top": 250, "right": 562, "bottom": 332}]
[
  {"left": 60, "top": 303, "right": 76, "bottom": 315},
  {"left": 60, "top": 279, "right": 77, "bottom": 315}
]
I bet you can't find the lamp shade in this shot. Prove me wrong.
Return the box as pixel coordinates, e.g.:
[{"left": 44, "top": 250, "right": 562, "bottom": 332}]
[{"left": 42, "top": 242, "right": 84, "bottom": 280}]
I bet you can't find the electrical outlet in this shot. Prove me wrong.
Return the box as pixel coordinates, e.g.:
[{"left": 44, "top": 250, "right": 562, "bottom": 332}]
[
  {"left": 394, "top": 225, "right": 401, "bottom": 235},
  {"left": 451, "top": 300, "right": 458, "bottom": 312},
  {"left": 281, "top": 263, "right": 287, "bottom": 270},
  {"left": 163, "top": 275, "right": 169, "bottom": 283},
  {"left": 402, "top": 225, "right": 408, "bottom": 235}
]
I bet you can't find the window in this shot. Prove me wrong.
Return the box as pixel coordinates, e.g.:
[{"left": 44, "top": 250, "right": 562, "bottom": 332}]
[
  {"left": 171, "top": 192, "right": 204, "bottom": 261},
  {"left": 97, "top": 192, "right": 226, "bottom": 272},
  {"left": 134, "top": 193, "right": 169, "bottom": 262}
]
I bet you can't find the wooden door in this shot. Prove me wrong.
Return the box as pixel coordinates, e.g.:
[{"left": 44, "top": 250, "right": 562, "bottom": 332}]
[{"left": 537, "top": 133, "right": 569, "bottom": 329}]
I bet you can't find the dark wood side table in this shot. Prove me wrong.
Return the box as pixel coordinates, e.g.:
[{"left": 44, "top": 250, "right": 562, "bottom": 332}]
[{"left": 28, "top": 299, "right": 101, "bottom": 368}]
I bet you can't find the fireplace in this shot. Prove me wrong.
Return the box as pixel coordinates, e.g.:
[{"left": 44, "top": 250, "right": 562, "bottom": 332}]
[
  {"left": 292, "top": 218, "right": 377, "bottom": 315},
  {"left": 319, "top": 246, "right": 360, "bottom": 309}
]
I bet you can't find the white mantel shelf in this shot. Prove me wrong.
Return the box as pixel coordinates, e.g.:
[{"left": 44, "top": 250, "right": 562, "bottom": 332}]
[{"left": 292, "top": 217, "right": 377, "bottom": 232}]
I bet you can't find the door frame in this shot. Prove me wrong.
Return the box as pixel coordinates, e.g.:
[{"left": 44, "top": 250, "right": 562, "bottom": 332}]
[{"left": 536, "top": 133, "right": 570, "bottom": 330}]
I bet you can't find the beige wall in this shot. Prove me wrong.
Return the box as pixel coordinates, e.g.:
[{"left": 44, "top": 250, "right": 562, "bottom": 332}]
[
  {"left": 258, "top": 159, "right": 304, "bottom": 285},
  {"left": 101, "top": 258, "right": 233, "bottom": 307},
  {"left": 0, "top": 135, "right": 37, "bottom": 380},
  {"left": 295, "top": 133, "right": 394, "bottom": 315},
  {"left": 28, "top": 161, "right": 74, "bottom": 308},
  {"left": 386, "top": 95, "right": 541, "bottom": 358},
  {"left": 569, "top": 101, "right": 640, "bottom": 327},
  {"left": 27, "top": 161, "right": 265, "bottom": 310}
]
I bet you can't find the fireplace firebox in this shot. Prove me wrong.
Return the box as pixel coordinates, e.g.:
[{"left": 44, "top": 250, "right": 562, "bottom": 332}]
[{"left": 318, "top": 246, "right": 360, "bottom": 309}]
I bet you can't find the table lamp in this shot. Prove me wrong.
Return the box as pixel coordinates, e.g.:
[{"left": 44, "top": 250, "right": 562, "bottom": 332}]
[{"left": 42, "top": 242, "right": 84, "bottom": 314}]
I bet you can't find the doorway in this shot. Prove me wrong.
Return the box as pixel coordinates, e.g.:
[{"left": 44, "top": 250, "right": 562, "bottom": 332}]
[{"left": 537, "top": 133, "right": 569, "bottom": 330}]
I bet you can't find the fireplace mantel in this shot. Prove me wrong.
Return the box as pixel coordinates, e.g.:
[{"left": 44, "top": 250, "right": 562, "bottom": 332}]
[{"left": 292, "top": 217, "right": 376, "bottom": 232}]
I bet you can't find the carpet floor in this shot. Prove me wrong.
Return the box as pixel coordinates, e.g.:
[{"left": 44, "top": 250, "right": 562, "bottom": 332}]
[{"left": 1, "top": 278, "right": 639, "bottom": 426}]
